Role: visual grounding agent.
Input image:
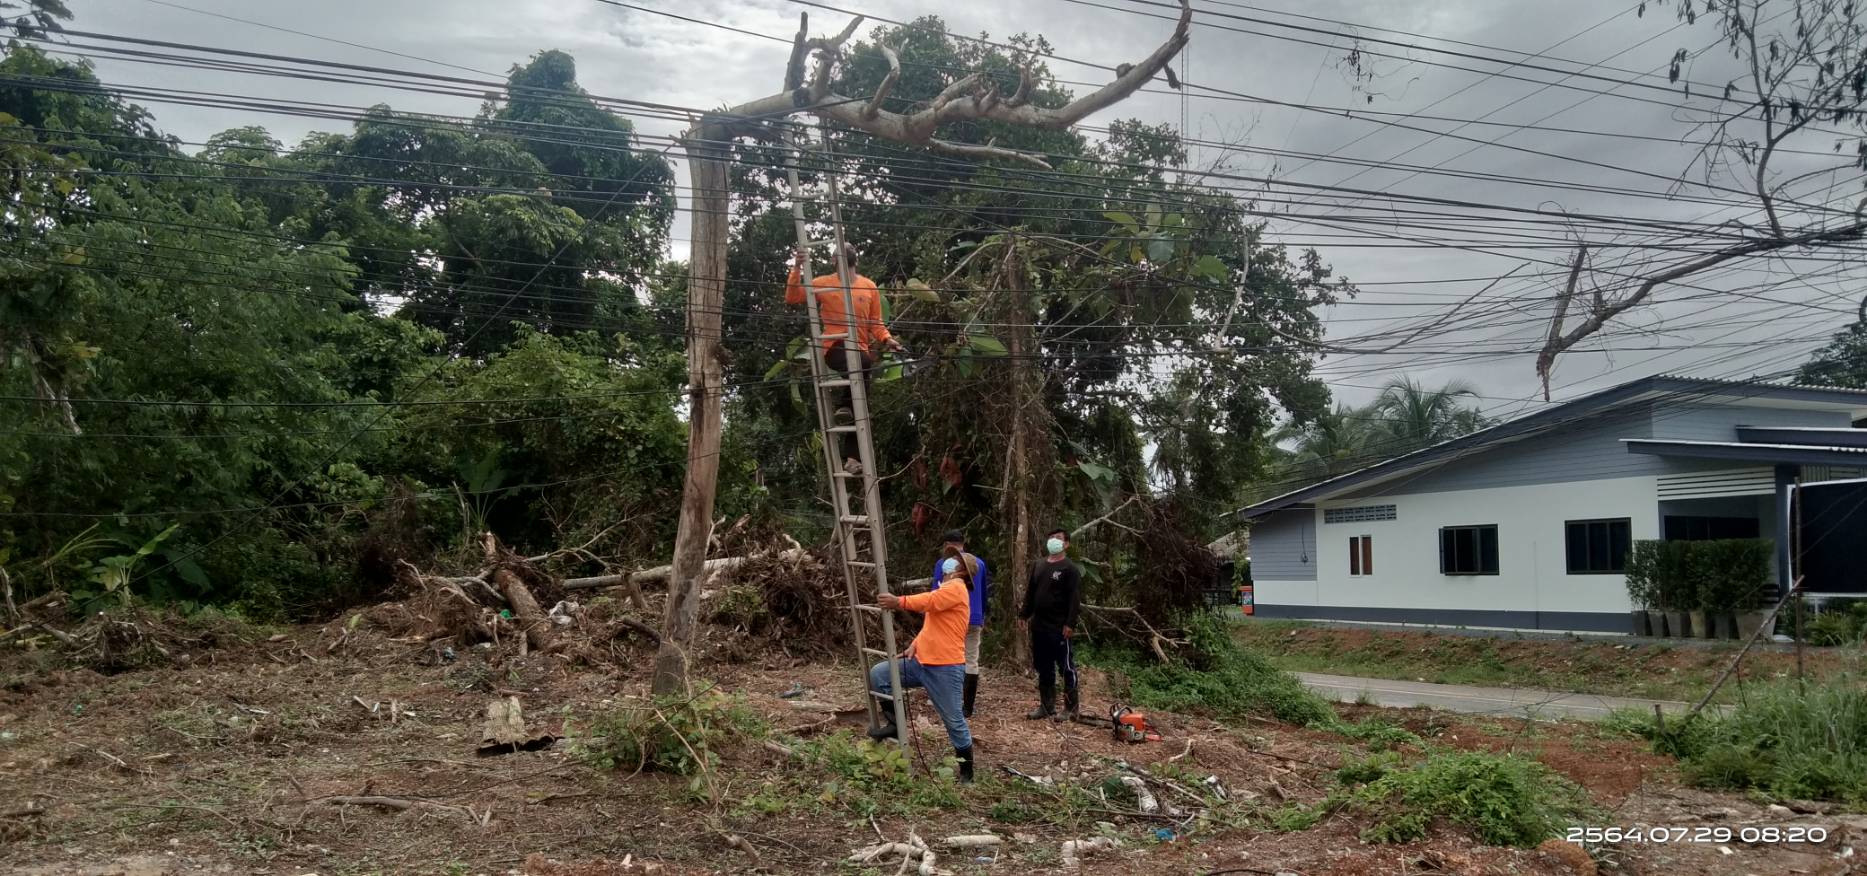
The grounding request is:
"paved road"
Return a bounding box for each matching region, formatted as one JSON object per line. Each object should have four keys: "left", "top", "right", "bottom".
{"left": 1295, "top": 671, "right": 1695, "bottom": 721}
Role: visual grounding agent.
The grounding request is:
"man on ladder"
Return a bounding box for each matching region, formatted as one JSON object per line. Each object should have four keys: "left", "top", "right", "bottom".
{"left": 787, "top": 244, "right": 903, "bottom": 473}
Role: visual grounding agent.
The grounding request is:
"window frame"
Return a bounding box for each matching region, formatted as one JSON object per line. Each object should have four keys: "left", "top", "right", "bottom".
{"left": 1564, "top": 517, "right": 1632, "bottom": 575}
{"left": 1438, "top": 524, "right": 1500, "bottom": 576}
{"left": 1348, "top": 534, "right": 1374, "bottom": 577}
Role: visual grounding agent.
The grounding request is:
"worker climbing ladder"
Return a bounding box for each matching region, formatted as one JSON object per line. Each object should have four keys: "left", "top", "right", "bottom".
{"left": 785, "top": 122, "right": 910, "bottom": 745}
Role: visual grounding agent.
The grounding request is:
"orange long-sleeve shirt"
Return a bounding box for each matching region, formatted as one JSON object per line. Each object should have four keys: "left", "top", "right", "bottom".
{"left": 786, "top": 265, "right": 893, "bottom": 354}
{"left": 898, "top": 576, "right": 970, "bottom": 667}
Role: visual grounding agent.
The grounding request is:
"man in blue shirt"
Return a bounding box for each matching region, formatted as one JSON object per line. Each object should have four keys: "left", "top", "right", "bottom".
{"left": 936, "top": 530, "right": 990, "bottom": 718}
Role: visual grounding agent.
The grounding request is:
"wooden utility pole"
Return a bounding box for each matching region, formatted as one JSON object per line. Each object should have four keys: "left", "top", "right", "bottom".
{"left": 652, "top": 131, "right": 732, "bottom": 694}
{"left": 649, "top": 4, "right": 1193, "bottom": 695}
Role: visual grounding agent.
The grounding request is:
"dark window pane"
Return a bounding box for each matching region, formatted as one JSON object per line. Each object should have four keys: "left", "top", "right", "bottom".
{"left": 1363, "top": 537, "right": 1374, "bottom": 575}
{"left": 1440, "top": 529, "right": 1454, "bottom": 574}
{"left": 1479, "top": 527, "right": 1499, "bottom": 574}
{"left": 1566, "top": 523, "right": 1587, "bottom": 573}
{"left": 1587, "top": 521, "right": 1611, "bottom": 572}
{"left": 1349, "top": 537, "right": 1361, "bottom": 576}
{"left": 1608, "top": 521, "right": 1632, "bottom": 572}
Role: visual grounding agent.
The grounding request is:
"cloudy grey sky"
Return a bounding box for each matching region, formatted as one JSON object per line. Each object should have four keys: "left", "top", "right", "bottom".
{"left": 61, "top": 0, "right": 1867, "bottom": 420}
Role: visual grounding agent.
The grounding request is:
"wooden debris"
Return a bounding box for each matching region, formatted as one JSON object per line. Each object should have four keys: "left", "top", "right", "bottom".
{"left": 319, "top": 796, "right": 474, "bottom": 819}
{"left": 1119, "top": 776, "right": 1160, "bottom": 814}
{"left": 940, "top": 834, "right": 1002, "bottom": 848}
{"left": 477, "top": 696, "right": 556, "bottom": 756}
{"left": 1061, "top": 836, "right": 1120, "bottom": 868}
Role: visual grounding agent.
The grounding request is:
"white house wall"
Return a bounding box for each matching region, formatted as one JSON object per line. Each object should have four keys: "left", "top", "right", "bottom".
{"left": 1254, "top": 475, "right": 1660, "bottom": 632}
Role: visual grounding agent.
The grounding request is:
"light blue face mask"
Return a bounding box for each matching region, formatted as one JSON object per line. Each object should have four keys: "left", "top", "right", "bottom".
{"left": 941, "top": 558, "right": 960, "bottom": 576}
{"left": 1046, "top": 537, "right": 1065, "bottom": 555}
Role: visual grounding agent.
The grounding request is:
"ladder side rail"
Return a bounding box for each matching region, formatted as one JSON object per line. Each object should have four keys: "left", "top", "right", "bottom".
{"left": 818, "top": 120, "right": 908, "bottom": 742}
{"left": 786, "top": 128, "right": 882, "bottom": 731}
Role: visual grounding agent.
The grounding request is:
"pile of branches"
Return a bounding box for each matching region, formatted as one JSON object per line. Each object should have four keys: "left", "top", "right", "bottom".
{"left": 1075, "top": 495, "right": 1216, "bottom": 665}
{"left": 391, "top": 532, "right": 658, "bottom": 662}
{"left": 389, "top": 526, "right": 856, "bottom": 665}
{"left": 0, "top": 591, "right": 261, "bottom": 676}
{"left": 705, "top": 544, "right": 866, "bottom": 660}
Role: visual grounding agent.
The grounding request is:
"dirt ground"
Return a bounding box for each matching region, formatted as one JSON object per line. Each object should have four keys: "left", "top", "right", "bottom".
{"left": 1235, "top": 620, "right": 1860, "bottom": 703}
{"left": 1, "top": 614, "right": 1861, "bottom": 876}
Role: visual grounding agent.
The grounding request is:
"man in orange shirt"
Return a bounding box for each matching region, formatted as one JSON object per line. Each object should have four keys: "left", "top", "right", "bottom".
{"left": 787, "top": 246, "right": 904, "bottom": 465}
{"left": 868, "top": 556, "right": 974, "bottom": 782}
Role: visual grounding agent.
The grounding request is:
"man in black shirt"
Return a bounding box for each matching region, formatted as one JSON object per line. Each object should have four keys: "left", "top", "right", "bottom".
{"left": 1019, "top": 527, "right": 1082, "bottom": 720}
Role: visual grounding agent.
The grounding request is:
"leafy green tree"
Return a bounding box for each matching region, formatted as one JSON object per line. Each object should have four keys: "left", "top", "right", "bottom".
{"left": 1798, "top": 304, "right": 1867, "bottom": 389}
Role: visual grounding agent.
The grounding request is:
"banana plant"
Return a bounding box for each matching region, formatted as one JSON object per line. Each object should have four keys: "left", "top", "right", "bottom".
{"left": 84, "top": 524, "right": 180, "bottom": 608}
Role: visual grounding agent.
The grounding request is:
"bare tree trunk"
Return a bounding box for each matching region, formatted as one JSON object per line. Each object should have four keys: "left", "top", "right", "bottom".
{"left": 654, "top": 130, "right": 731, "bottom": 696}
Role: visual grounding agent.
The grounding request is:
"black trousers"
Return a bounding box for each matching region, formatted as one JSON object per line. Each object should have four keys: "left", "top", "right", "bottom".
{"left": 824, "top": 340, "right": 875, "bottom": 457}
{"left": 1030, "top": 625, "right": 1078, "bottom": 692}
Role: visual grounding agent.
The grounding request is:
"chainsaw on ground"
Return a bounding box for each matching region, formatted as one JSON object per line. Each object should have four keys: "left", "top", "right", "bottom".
{"left": 1073, "top": 703, "right": 1160, "bottom": 743}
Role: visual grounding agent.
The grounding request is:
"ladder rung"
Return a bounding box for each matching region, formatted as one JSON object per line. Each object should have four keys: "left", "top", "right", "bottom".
{"left": 818, "top": 379, "right": 853, "bottom": 389}
{"left": 825, "top": 425, "right": 859, "bottom": 434}
{"left": 832, "top": 470, "right": 867, "bottom": 480}
{"left": 839, "top": 515, "right": 872, "bottom": 527}
{"left": 869, "top": 690, "right": 895, "bottom": 702}
{"left": 815, "top": 331, "right": 850, "bottom": 340}
{"left": 861, "top": 647, "right": 891, "bottom": 658}
{"left": 853, "top": 604, "right": 885, "bottom": 614}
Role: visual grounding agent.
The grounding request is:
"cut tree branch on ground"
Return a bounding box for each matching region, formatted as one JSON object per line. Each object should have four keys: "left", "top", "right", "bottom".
{"left": 315, "top": 796, "right": 476, "bottom": 820}
{"left": 1079, "top": 603, "right": 1185, "bottom": 662}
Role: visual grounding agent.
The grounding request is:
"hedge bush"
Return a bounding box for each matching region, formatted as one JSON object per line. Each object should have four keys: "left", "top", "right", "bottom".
{"left": 1624, "top": 539, "right": 1771, "bottom": 612}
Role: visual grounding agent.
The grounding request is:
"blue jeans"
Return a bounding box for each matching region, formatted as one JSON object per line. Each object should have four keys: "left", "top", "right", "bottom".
{"left": 868, "top": 658, "right": 972, "bottom": 750}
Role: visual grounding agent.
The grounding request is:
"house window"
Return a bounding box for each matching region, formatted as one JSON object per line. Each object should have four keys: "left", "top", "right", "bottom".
{"left": 1565, "top": 518, "right": 1632, "bottom": 574}
{"left": 1439, "top": 525, "right": 1499, "bottom": 576}
{"left": 1348, "top": 536, "right": 1374, "bottom": 576}
{"left": 1325, "top": 504, "right": 1398, "bottom": 524}
{"left": 1663, "top": 516, "right": 1760, "bottom": 541}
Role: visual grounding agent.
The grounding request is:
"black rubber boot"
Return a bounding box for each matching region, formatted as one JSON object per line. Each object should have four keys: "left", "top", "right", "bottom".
{"left": 1024, "top": 681, "right": 1055, "bottom": 720}
{"left": 962, "top": 673, "right": 979, "bottom": 719}
{"left": 954, "top": 745, "right": 974, "bottom": 783}
{"left": 1058, "top": 684, "right": 1080, "bottom": 721}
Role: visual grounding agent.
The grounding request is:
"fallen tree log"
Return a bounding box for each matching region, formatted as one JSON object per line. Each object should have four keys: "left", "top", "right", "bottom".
{"left": 563, "top": 556, "right": 749, "bottom": 591}
{"left": 484, "top": 533, "right": 554, "bottom": 654}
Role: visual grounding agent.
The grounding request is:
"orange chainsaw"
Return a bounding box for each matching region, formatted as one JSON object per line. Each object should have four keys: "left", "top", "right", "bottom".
{"left": 1109, "top": 704, "right": 1159, "bottom": 744}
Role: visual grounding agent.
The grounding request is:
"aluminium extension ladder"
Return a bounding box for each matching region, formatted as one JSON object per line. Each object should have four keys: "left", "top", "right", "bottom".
{"left": 784, "top": 121, "right": 909, "bottom": 744}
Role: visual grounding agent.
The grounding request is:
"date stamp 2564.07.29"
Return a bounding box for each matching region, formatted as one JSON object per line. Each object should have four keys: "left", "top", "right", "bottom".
{"left": 1566, "top": 826, "right": 1829, "bottom": 844}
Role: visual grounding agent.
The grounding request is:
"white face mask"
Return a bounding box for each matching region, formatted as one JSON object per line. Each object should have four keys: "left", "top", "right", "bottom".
{"left": 1046, "top": 538, "right": 1065, "bottom": 555}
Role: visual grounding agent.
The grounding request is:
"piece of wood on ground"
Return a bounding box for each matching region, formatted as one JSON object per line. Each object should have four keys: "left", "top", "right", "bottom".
{"left": 477, "top": 696, "right": 556, "bottom": 756}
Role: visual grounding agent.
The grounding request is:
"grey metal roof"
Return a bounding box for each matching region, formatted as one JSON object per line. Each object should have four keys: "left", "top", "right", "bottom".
{"left": 1624, "top": 439, "right": 1867, "bottom": 466}
{"left": 1233, "top": 375, "right": 1867, "bottom": 522}
{"left": 1737, "top": 426, "right": 1867, "bottom": 449}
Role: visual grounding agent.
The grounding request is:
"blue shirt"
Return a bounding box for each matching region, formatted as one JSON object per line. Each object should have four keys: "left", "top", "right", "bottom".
{"left": 933, "top": 553, "right": 991, "bottom": 627}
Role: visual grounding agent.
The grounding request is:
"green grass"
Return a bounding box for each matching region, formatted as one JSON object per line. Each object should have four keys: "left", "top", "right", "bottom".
{"left": 1233, "top": 620, "right": 1858, "bottom": 704}
{"left": 1610, "top": 673, "right": 1867, "bottom": 804}
{"left": 1085, "top": 613, "right": 1337, "bottom": 727}
{"left": 1332, "top": 750, "right": 1593, "bottom": 847}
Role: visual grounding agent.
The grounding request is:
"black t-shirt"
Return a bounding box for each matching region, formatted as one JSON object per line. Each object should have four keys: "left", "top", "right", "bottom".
{"left": 1021, "top": 556, "right": 1081, "bottom": 630}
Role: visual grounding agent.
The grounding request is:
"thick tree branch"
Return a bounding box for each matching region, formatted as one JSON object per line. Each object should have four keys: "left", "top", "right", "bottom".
{"left": 1007, "top": 64, "right": 1035, "bottom": 108}
{"left": 784, "top": 12, "right": 810, "bottom": 92}
{"left": 1537, "top": 219, "right": 1866, "bottom": 376}
{"left": 864, "top": 44, "right": 900, "bottom": 120}
{"left": 1535, "top": 245, "right": 1588, "bottom": 401}
{"left": 718, "top": 1, "right": 1192, "bottom": 168}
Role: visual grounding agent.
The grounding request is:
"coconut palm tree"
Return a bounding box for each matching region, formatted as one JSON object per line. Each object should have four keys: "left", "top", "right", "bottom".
{"left": 1273, "top": 403, "right": 1375, "bottom": 482}
{"left": 1371, "top": 377, "right": 1491, "bottom": 455}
